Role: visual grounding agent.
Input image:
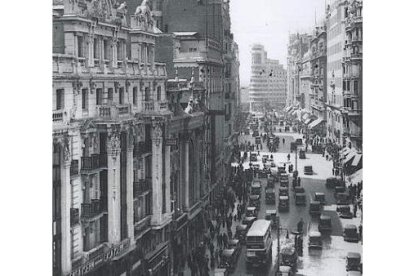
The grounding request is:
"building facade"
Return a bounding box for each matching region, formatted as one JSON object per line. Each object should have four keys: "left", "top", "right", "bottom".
{"left": 326, "top": 0, "right": 347, "bottom": 145}
{"left": 249, "top": 44, "right": 287, "bottom": 112}
{"left": 342, "top": 0, "right": 363, "bottom": 150}
{"left": 309, "top": 25, "right": 328, "bottom": 136}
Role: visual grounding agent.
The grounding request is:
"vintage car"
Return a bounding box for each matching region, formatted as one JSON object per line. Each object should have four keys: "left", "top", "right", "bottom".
{"left": 267, "top": 177, "right": 276, "bottom": 188}
{"left": 346, "top": 252, "right": 362, "bottom": 272}
{"left": 299, "top": 149, "right": 306, "bottom": 159}
{"left": 334, "top": 186, "right": 346, "bottom": 198}
{"left": 249, "top": 195, "right": 261, "bottom": 210}
{"left": 235, "top": 224, "right": 248, "bottom": 244}
{"left": 280, "top": 245, "right": 297, "bottom": 271}
{"left": 278, "top": 195, "right": 290, "bottom": 212}
{"left": 279, "top": 187, "right": 289, "bottom": 197}
{"left": 265, "top": 209, "right": 278, "bottom": 229}
{"left": 343, "top": 224, "right": 359, "bottom": 242}
{"left": 228, "top": 239, "right": 242, "bottom": 259}
{"left": 219, "top": 249, "right": 238, "bottom": 272}
{"left": 276, "top": 266, "right": 294, "bottom": 276}
{"left": 318, "top": 215, "right": 332, "bottom": 233}
{"left": 294, "top": 186, "right": 305, "bottom": 196}
{"left": 337, "top": 205, "right": 353, "bottom": 219}
{"left": 250, "top": 153, "right": 258, "bottom": 162}
{"left": 242, "top": 216, "right": 257, "bottom": 230}
{"left": 304, "top": 165, "right": 313, "bottom": 175}
{"left": 308, "top": 231, "right": 323, "bottom": 249}
{"left": 251, "top": 181, "right": 262, "bottom": 196}
{"left": 309, "top": 200, "right": 322, "bottom": 216}
{"left": 295, "top": 193, "right": 306, "bottom": 206}
{"left": 336, "top": 192, "right": 350, "bottom": 205}
{"left": 253, "top": 130, "right": 260, "bottom": 137}
{"left": 326, "top": 177, "right": 344, "bottom": 189}
{"left": 246, "top": 206, "right": 258, "bottom": 217}
{"left": 265, "top": 188, "right": 276, "bottom": 205}
{"left": 346, "top": 272, "right": 362, "bottom": 276}
{"left": 314, "top": 192, "right": 326, "bottom": 205}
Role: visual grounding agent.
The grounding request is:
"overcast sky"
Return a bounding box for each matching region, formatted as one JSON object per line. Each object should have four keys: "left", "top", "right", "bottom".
{"left": 230, "top": 0, "right": 327, "bottom": 86}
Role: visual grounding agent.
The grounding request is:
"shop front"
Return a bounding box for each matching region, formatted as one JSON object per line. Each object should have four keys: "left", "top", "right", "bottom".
{"left": 145, "top": 241, "right": 171, "bottom": 276}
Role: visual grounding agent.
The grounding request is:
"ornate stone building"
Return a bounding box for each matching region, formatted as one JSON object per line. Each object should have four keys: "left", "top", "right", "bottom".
{"left": 53, "top": 1, "right": 173, "bottom": 275}
{"left": 342, "top": 0, "right": 362, "bottom": 150}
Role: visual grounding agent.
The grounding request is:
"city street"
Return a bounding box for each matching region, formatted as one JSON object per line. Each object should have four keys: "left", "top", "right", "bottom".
{"left": 225, "top": 127, "right": 362, "bottom": 276}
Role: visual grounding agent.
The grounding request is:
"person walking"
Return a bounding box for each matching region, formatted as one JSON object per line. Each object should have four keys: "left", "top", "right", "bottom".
{"left": 282, "top": 138, "right": 285, "bottom": 144}
{"left": 297, "top": 177, "right": 301, "bottom": 186}
{"left": 359, "top": 224, "right": 363, "bottom": 243}
{"left": 287, "top": 153, "right": 290, "bottom": 161}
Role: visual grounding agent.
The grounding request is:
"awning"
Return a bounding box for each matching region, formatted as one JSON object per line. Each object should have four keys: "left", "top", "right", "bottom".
{"left": 343, "top": 151, "right": 357, "bottom": 165}
{"left": 351, "top": 154, "right": 362, "bottom": 167}
{"left": 302, "top": 112, "right": 310, "bottom": 121}
{"left": 304, "top": 118, "right": 313, "bottom": 125}
{"left": 348, "top": 169, "right": 362, "bottom": 184}
{"left": 308, "top": 118, "right": 325, "bottom": 129}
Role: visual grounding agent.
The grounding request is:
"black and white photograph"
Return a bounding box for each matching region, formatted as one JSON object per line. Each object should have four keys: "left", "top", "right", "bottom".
{"left": 3, "top": 0, "right": 414, "bottom": 276}
{"left": 50, "top": 0, "right": 363, "bottom": 275}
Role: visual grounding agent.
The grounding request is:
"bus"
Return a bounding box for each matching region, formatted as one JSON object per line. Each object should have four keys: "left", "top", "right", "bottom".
{"left": 245, "top": 219, "right": 273, "bottom": 267}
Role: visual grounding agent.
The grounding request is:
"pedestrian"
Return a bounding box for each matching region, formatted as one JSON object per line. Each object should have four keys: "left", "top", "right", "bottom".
{"left": 359, "top": 224, "right": 363, "bottom": 243}
{"left": 283, "top": 138, "right": 285, "bottom": 144}
{"left": 297, "top": 177, "right": 301, "bottom": 186}
{"left": 326, "top": 154, "right": 329, "bottom": 161}
{"left": 287, "top": 153, "right": 290, "bottom": 161}
{"left": 332, "top": 167, "right": 335, "bottom": 175}
{"left": 353, "top": 202, "right": 358, "bottom": 217}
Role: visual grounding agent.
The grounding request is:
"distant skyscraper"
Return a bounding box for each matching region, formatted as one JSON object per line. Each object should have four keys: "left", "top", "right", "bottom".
{"left": 249, "top": 44, "right": 286, "bottom": 112}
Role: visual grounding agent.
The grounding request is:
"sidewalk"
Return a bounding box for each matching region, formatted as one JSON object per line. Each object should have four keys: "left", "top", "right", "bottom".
{"left": 181, "top": 198, "right": 244, "bottom": 276}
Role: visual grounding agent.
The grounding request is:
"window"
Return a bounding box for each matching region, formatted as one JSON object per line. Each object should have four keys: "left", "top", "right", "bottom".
{"left": 56, "top": 89, "right": 64, "bottom": 110}
{"left": 156, "top": 86, "right": 161, "bottom": 101}
{"left": 354, "top": 80, "right": 358, "bottom": 95}
{"left": 133, "top": 87, "right": 138, "bottom": 105}
{"left": 93, "top": 38, "right": 99, "bottom": 59}
{"left": 107, "top": 88, "right": 113, "bottom": 103}
{"left": 117, "top": 40, "right": 123, "bottom": 61}
{"left": 144, "top": 87, "right": 150, "bottom": 101}
{"left": 103, "top": 40, "right": 109, "bottom": 60}
{"left": 77, "top": 36, "right": 84, "bottom": 58}
{"left": 82, "top": 89, "right": 88, "bottom": 110}
{"left": 96, "top": 88, "right": 103, "bottom": 105}
{"left": 119, "top": 87, "right": 124, "bottom": 104}
{"left": 141, "top": 44, "right": 145, "bottom": 62}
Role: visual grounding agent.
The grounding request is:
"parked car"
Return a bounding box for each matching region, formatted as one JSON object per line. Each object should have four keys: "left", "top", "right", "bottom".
{"left": 346, "top": 252, "right": 362, "bottom": 272}
{"left": 343, "top": 224, "right": 359, "bottom": 242}
{"left": 337, "top": 205, "right": 353, "bottom": 219}
{"left": 336, "top": 192, "right": 350, "bottom": 205}
{"left": 279, "top": 187, "right": 289, "bottom": 197}
{"left": 294, "top": 186, "right": 305, "bottom": 196}
{"left": 326, "top": 177, "right": 344, "bottom": 189}
{"left": 219, "top": 249, "right": 238, "bottom": 272}
{"left": 265, "top": 209, "right": 278, "bottom": 229}
{"left": 246, "top": 206, "right": 258, "bottom": 217}
{"left": 276, "top": 266, "right": 294, "bottom": 276}
{"left": 242, "top": 216, "right": 257, "bottom": 229}
{"left": 228, "top": 239, "right": 242, "bottom": 259}
{"left": 214, "top": 268, "right": 229, "bottom": 276}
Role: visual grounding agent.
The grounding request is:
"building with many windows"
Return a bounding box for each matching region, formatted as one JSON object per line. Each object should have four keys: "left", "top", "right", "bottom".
{"left": 342, "top": 0, "right": 362, "bottom": 150}
{"left": 326, "top": 0, "right": 348, "bottom": 145}
{"left": 249, "top": 44, "right": 287, "bottom": 112}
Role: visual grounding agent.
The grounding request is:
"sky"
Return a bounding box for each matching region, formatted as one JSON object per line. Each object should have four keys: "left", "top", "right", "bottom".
{"left": 230, "top": 0, "right": 328, "bottom": 87}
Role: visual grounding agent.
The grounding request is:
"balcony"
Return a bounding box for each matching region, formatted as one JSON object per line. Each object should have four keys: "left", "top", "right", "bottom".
{"left": 95, "top": 104, "right": 130, "bottom": 119}
{"left": 133, "top": 178, "right": 152, "bottom": 198}
{"left": 81, "top": 154, "right": 107, "bottom": 171}
{"left": 141, "top": 101, "right": 169, "bottom": 114}
{"left": 351, "top": 52, "right": 362, "bottom": 60}
{"left": 53, "top": 110, "right": 64, "bottom": 122}
{"left": 70, "top": 160, "right": 79, "bottom": 176}
{"left": 70, "top": 208, "right": 80, "bottom": 227}
{"left": 81, "top": 199, "right": 107, "bottom": 220}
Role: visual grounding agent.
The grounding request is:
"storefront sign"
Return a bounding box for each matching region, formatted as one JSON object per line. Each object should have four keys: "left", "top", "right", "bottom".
{"left": 68, "top": 239, "right": 130, "bottom": 276}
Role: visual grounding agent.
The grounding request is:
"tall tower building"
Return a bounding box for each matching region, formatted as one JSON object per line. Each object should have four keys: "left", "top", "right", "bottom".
{"left": 249, "top": 44, "right": 286, "bottom": 112}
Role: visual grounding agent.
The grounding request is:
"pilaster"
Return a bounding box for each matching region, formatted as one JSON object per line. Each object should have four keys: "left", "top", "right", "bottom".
{"left": 107, "top": 127, "right": 121, "bottom": 245}
{"left": 61, "top": 137, "right": 72, "bottom": 275}
{"left": 151, "top": 121, "right": 163, "bottom": 226}
{"left": 126, "top": 130, "right": 135, "bottom": 243}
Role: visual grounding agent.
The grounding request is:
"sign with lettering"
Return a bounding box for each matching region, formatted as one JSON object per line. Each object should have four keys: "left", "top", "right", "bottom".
{"left": 68, "top": 239, "right": 130, "bottom": 276}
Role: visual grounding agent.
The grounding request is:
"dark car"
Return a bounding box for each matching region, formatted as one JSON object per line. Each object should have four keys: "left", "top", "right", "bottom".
{"left": 219, "top": 249, "right": 237, "bottom": 272}
{"left": 326, "top": 177, "right": 344, "bottom": 189}
{"left": 304, "top": 165, "right": 313, "bottom": 175}
{"left": 235, "top": 225, "right": 248, "bottom": 244}
{"left": 278, "top": 196, "right": 289, "bottom": 212}
{"left": 279, "top": 187, "right": 289, "bottom": 197}
{"left": 346, "top": 252, "right": 362, "bottom": 272}
{"left": 337, "top": 205, "right": 353, "bottom": 219}
{"left": 228, "top": 239, "right": 242, "bottom": 259}
{"left": 318, "top": 215, "right": 332, "bottom": 233}
{"left": 265, "top": 188, "right": 276, "bottom": 205}
{"left": 294, "top": 186, "right": 305, "bottom": 196}
{"left": 343, "top": 224, "right": 359, "bottom": 242}
{"left": 295, "top": 193, "right": 306, "bottom": 206}
{"left": 309, "top": 200, "right": 322, "bottom": 216}
{"left": 314, "top": 192, "right": 326, "bottom": 205}
{"left": 242, "top": 216, "right": 257, "bottom": 229}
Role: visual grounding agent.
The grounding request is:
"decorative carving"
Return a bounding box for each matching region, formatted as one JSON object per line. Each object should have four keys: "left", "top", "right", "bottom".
{"left": 108, "top": 125, "right": 121, "bottom": 159}
{"left": 132, "top": 0, "right": 155, "bottom": 31}
{"left": 151, "top": 121, "right": 163, "bottom": 146}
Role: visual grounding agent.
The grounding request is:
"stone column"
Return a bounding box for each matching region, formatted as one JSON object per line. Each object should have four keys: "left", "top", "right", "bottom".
{"left": 127, "top": 131, "right": 135, "bottom": 243}
{"left": 165, "top": 144, "right": 171, "bottom": 214}
{"left": 61, "top": 139, "right": 72, "bottom": 275}
{"left": 107, "top": 128, "right": 121, "bottom": 245}
{"left": 151, "top": 121, "right": 163, "bottom": 226}
{"left": 183, "top": 134, "right": 190, "bottom": 210}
